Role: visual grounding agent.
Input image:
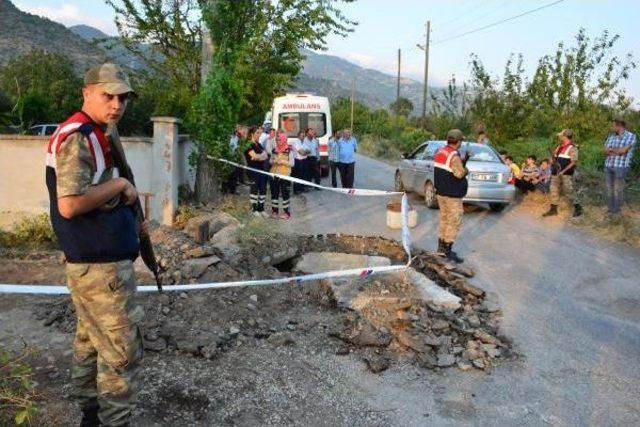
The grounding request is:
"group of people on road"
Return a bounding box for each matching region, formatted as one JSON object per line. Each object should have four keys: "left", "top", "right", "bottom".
{"left": 436, "top": 120, "right": 636, "bottom": 264}
{"left": 497, "top": 119, "right": 636, "bottom": 219}
{"left": 502, "top": 153, "right": 553, "bottom": 194}
{"left": 225, "top": 123, "right": 359, "bottom": 220}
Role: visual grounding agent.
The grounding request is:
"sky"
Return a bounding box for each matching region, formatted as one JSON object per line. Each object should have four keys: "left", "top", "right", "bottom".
{"left": 13, "top": 0, "right": 640, "bottom": 97}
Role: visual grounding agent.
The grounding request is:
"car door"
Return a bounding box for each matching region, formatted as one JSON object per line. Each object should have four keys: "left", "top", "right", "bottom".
{"left": 411, "top": 142, "right": 438, "bottom": 191}
{"left": 399, "top": 143, "right": 427, "bottom": 191}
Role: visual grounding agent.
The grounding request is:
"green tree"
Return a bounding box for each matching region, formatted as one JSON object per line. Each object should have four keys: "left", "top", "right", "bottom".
{"left": 389, "top": 97, "right": 413, "bottom": 117}
{"left": 106, "top": 0, "right": 357, "bottom": 122}
{"left": 0, "top": 50, "right": 82, "bottom": 130}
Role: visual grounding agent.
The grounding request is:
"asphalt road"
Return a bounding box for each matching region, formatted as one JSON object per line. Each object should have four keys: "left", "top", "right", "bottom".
{"left": 288, "top": 154, "right": 640, "bottom": 426}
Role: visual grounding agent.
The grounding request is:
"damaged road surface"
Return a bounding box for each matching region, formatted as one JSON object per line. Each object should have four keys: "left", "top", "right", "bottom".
{"left": 2, "top": 218, "right": 512, "bottom": 426}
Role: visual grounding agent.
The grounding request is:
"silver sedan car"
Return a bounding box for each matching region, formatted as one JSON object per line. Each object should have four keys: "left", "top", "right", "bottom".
{"left": 395, "top": 140, "right": 516, "bottom": 212}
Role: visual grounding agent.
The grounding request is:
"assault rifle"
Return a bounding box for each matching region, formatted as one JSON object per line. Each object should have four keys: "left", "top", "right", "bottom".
{"left": 107, "top": 126, "right": 163, "bottom": 292}
{"left": 547, "top": 143, "right": 561, "bottom": 176}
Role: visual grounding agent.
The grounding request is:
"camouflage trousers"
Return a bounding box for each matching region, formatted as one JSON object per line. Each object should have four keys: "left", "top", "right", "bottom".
{"left": 437, "top": 195, "right": 463, "bottom": 243}
{"left": 550, "top": 174, "right": 576, "bottom": 205}
{"left": 66, "top": 260, "right": 144, "bottom": 427}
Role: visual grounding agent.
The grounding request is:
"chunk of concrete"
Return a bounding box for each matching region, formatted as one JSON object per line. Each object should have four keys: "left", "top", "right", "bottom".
{"left": 392, "top": 268, "right": 461, "bottom": 311}
{"left": 293, "top": 252, "right": 391, "bottom": 273}
{"left": 182, "top": 255, "right": 222, "bottom": 279}
{"left": 209, "top": 224, "right": 241, "bottom": 257}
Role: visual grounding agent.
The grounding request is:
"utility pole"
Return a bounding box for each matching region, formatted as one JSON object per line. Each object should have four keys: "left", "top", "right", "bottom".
{"left": 350, "top": 78, "right": 355, "bottom": 131}
{"left": 395, "top": 48, "right": 401, "bottom": 116}
{"left": 417, "top": 20, "right": 431, "bottom": 119}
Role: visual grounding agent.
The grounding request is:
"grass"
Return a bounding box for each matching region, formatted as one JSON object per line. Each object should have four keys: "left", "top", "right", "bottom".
{"left": 0, "top": 214, "right": 57, "bottom": 250}
{"left": 1, "top": 346, "right": 39, "bottom": 425}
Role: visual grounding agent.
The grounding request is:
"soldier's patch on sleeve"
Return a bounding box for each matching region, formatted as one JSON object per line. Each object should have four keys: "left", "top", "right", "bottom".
{"left": 56, "top": 132, "right": 94, "bottom": 198}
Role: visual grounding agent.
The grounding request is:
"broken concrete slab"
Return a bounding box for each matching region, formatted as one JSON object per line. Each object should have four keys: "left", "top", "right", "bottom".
{"left": 182, "top": 256, "right": 222, "bottom": 279}
{"left": 209, "top": 224, "right": 241, "bottom": 257}
{"left": 395, "top": 268, "right": 461, "bottom": 311}
{"left": 293, "top": 252, "right": 391, "bottom": 273}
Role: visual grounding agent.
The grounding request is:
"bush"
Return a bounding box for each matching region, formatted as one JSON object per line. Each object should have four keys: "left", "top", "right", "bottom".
{"left": 0, "top": 214, "right": 57, "bottom": 249}
{"left": 0, "top": 346, "right": 39, "bottom": 425}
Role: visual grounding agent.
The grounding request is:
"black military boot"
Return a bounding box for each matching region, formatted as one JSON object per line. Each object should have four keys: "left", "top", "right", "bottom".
{"left": 542, "top": 204, "right": 558, "bottom": 217}
{"left": 437, "top": 239, "right": 446, "bottom": 255}
{"left": 573, "top": 203, "right": 583, "bottom": 217}
{"left": 444, "top": 242, "right": 464, "bottom": 264}
{"left": 79, "top": 401, "right": 100, "bottom": 427}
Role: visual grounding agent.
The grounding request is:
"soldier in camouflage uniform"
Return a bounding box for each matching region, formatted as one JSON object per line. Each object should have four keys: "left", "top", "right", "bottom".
{"left": 46, "top": 63, "right": 143, "bottom": 427}
{"left": 543, "top": 129, "right": 583, "bottom": 218}
{"left": 433, "top": 129, "right": 469, "bottom": 263}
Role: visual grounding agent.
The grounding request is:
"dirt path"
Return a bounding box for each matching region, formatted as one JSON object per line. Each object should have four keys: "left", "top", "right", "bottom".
{"left": 283, "top": 154, "right": 640, "bottom": 425}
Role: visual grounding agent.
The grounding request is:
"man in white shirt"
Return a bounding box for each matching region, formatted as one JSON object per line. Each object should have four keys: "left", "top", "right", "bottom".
{"left": 292, "top": 131, "right": 310, "bottom": 194}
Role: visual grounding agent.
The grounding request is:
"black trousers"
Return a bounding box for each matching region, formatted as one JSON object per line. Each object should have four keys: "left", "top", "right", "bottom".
{"left": 308, "top": 156, "right": 321, "bottom": 185}
{"left": 338, "top": 162, "right": 355, "bottom": 188}
{"left": 271, "top": 177, "right": 291, "bottom": 213}
{"left": 329, "top": 161, "right": 339, "bottom": 188}
{"left": 292, "top": 158, "right": 307, "bottom": 194}
{"left": 515, "top": 178, "right": 535, "bottom": 193}
{"left": 249, "top": 172, "right": 267, "bottom": 211}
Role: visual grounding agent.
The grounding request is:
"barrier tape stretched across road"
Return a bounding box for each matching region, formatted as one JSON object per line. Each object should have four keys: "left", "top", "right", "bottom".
{"left": 0, "top": 157, "right": 412, "bottom": 295}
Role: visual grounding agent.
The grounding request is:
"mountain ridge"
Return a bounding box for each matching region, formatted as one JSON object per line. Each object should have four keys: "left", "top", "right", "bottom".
{"left": 2, "top": 1, "right": 434, "bottom": 111}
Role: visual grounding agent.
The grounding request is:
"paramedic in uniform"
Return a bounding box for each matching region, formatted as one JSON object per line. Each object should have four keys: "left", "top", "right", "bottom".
{"left": 433, "top": 129, "right": 469, "bottom": 263}
{"left": 543, "top": 128, "right": 583, "bottom": 218}
{"left": 45, "top": 63, "right": 143, "bottom": 427}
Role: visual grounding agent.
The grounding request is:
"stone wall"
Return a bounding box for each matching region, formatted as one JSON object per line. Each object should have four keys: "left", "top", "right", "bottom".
{"left": 0, "top": 117, "right": 195, "bottom": 225}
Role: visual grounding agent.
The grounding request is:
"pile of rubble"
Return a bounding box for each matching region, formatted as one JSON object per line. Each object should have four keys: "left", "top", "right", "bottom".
{"left": 36, "top": 211, "right": 513, "bottom": 374}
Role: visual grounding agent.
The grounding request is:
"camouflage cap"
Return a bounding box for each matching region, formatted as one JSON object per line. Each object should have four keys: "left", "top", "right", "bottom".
{"left": 84, "top": 63, "right": 135, "bottom": 95}
{"left": 556, "top": 128, "right": 573, "bottom": 139}
{"left": 446, "top": 129, "right": 465, "bottom": 142}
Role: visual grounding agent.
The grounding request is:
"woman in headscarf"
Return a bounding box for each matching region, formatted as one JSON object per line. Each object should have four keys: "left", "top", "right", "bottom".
{"left": 269, "top": 129, "right": 295, "bottom": 220}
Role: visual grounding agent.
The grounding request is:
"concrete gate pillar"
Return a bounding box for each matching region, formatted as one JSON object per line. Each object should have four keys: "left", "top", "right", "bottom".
{"left": 150, "top": 116, "right": 181, "bottom": 226}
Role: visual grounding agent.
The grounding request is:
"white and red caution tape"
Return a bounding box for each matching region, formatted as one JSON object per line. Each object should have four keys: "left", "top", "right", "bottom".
{"left": 0, "top": 157, "right": 412, "bottom": 295}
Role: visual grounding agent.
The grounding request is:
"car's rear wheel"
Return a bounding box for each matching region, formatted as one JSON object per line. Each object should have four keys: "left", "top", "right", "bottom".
{"left": 394, "top": 170, "right": 404, "bottom": 191}
{"left": 489, "top": 203, "right": 507, "bottom": 213}
{"left": 424, "top": 181, "right": 438, "bottom": 208}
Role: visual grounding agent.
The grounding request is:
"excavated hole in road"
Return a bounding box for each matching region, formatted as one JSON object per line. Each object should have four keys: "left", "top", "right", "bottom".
{"left": 35, "top": 227, "right": 514, "bottom": 374}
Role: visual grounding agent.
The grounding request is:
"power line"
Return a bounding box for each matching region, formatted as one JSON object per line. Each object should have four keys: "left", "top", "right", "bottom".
{"left": 432, "top": 0, "right": 566, "bottom": 45}
{"left": 435, "top": 0, "right": 512, "bottom": 40}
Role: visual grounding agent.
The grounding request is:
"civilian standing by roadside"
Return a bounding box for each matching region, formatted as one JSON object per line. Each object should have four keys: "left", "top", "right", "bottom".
{"left": 604, "top": 118, "right": 637, "bottom": 217}
{"left": 476, "top": 131, "right": 490, "bottom": 145}
{"left": 338, "top": 129, "right": 357, "bottom": 188}
{"left": 328, "top": 130, "right": 341, "bottom": 188}
{"left": 245, "top": 126, "right": 269, "bottom": 216}
{"left": 304, "top": 128, "right": 321, "bottom": 188}
{"left": 292, "top": 130, "right": 309, "bottom": 194}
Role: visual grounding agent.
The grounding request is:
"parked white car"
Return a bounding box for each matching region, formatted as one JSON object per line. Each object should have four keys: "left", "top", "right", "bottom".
{"left": 395, "top": 140, "right": 516, "bottom": 212}
{"left": 28, "top": 124, "right": 59, "bottom": 136}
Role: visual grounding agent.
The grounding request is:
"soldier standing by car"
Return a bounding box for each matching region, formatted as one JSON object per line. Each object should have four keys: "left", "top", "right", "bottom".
{"left": 46, "top": 63, "right": 144, "bottom": 427}
{"left": 543, "top": 129, "right": 582, "bottom": 218}
{"left": 434, "top": 129, "right": 469, "bottom": 263}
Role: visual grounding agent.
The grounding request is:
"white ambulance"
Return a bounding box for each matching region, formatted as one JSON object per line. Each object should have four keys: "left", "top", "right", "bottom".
{"left": 270, "top": 93, "right": 333, "bottom": 176}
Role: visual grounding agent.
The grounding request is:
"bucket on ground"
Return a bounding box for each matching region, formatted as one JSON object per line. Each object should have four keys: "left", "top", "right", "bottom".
{"left": 386, "top": 201, "right": 417, "bottom": 229}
